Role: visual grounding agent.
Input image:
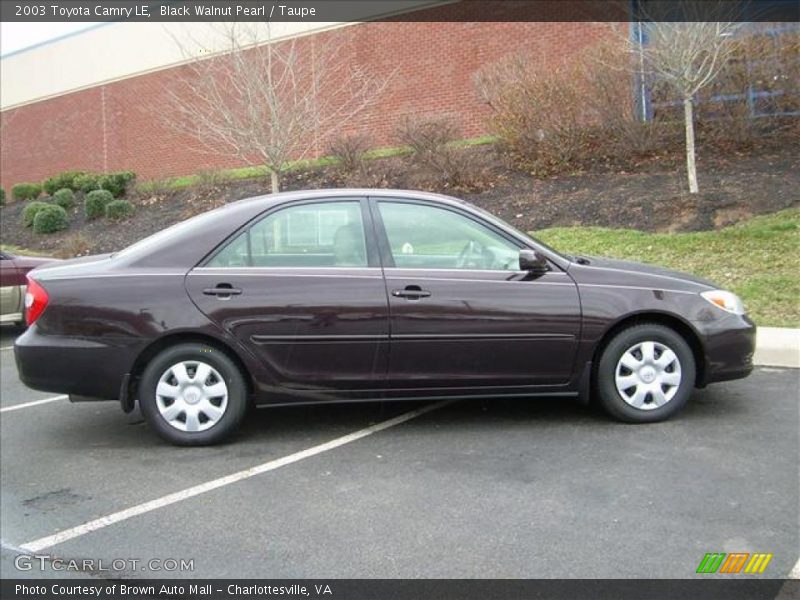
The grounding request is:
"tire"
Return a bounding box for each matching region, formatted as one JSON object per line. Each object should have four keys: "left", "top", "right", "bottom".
{"left": 139, "top": 342, "right": 248, "bottom": 445}
{"left": 595, "top": 323, "right": 696, "bottom": 423}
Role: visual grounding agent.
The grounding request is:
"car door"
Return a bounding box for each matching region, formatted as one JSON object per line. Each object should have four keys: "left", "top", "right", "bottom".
{"left": 185, "top": 198, "right": 390, "bottom": 392}
{"left": 0, "top": 252, "right": 22, "bottom": 321}
{"left": 372, "top": 198, "right": 581, "bottom": 389}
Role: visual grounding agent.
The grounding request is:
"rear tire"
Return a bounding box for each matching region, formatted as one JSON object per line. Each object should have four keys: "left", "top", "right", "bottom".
{"left": 139, "top": 343, "right": 248, "bottom": 445}
{"left": 595, "top": 324, "right": 695, "bottom": 423}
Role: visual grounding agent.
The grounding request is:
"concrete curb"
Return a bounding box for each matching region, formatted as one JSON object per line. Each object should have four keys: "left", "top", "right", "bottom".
{"left": 754, "top": 327, "right": 800, "bottom": 368}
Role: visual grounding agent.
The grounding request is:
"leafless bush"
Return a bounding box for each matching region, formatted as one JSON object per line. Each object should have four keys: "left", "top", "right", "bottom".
{"left": 476, "top": 35, "right": 724, "bottom": 175}
{"left": 327, "top": 133, "right": 372, "bottom": 174}
{"left": 583, "top": 39, "right": 682, "bottom": 158}
{"left": 195, "top": 169, "right": 232, "bottom": 190}
{"left": 395, "top": 116, "right": 488, "bottom": 191}
{"left": 55, "top": 234, "right": 93, "bottom": 258}
{"left": 696, "top": 28, "right": 800, "bottom": 147}
{"left": 475, "top": 56, "right": 592, "bottom": 174}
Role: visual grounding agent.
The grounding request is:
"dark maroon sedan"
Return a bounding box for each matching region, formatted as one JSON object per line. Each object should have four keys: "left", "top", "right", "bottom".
{"left": 14, "top": 190, "right": 755, "bottom": 445}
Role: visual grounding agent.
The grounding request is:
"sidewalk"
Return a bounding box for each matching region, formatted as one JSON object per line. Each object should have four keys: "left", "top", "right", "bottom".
{"left": 754, "top": 327, "right": 800, "bottom": 368}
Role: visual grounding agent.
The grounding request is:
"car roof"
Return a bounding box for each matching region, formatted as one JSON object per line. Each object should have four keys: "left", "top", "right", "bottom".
{"left": 230, "top": 188, "right": 472, "bottom": 210}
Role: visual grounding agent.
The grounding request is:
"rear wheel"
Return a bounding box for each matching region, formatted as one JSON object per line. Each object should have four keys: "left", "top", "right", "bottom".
{"left": 595, "top": 324, "right": 695, "bottom": 423}
{"left": 139, "top": 343, "right": 248, "bottom": 445}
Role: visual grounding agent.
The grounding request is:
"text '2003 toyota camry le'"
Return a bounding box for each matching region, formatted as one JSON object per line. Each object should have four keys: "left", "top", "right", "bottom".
{"left": 14, "top": 190, "right": 755, "bottom": 445}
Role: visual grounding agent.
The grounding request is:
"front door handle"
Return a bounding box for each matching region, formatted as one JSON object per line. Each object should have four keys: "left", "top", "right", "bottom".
{"left": 203, "top": 284, "right": 242, "bottom": 298}
{"left": 392, "top": 285, "right": 431, "bottom": 300}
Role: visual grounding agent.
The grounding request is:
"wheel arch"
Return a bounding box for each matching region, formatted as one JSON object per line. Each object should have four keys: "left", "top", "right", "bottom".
{"left": 592, "top": 311, "right": 706, "bottom": 387}
{"left": 127, "top": 332, "right": 256, "bottom": 404}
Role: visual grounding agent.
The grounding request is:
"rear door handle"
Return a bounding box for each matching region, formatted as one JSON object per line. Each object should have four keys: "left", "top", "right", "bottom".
{"left": 392, "top": 286, "right": 431, "bottom": 300}
{"left": 203, "top": 284, "right": 242, "bottom": 297}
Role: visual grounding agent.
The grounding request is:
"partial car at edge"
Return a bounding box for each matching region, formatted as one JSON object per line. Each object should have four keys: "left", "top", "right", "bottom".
{"left": 0, "top": 250, "right": 57, "bottom": 327}
{"left": 14, "top": 189, "right": 755, "bottom": 445}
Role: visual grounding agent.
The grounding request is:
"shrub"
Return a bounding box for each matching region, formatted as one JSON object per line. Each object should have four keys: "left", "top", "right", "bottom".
{"left": 12, "top": 183, "right": 42, "bottom": 201}
{"left": 22, "top": 201, "right": 50, "bottom": 227}
{"left": 98, "top": 171, "right": 136, "bottom": 197}
{"left": 52, "top": 188, "right": 76, "bottom": 210}
{"left": 32, "top": 204, "right": 69, "bottom": 234}
{"left": 475, "top": 53, "right": 596, "bottom": 174}
{"left": 696, "top": 30, "right": 800, "bottom": 147}
{"left": 396, "top": 116, "right": 486, "bottom": 190}
{"left": 195, "top": 169, "right": 232, "bottom": 191}
{"left": 105, "top": 199, "right": 134, "bottom": 221}
{"left": 42, "top": 171, "right": 86, "bottom": 195}
{"left": 0, "top": 188, "right": 5, "bottom": 206}
{"left": 327, "top": 133, "right": 371, "bottom": 174}
{"left": 55, "top": 234, "right": 93, "bottom": 258}
{"left": 85, "top": 189, "right": 114, "bottom": 220}
{"left": 74, "top": 172, "right": 101, "bottom": 193}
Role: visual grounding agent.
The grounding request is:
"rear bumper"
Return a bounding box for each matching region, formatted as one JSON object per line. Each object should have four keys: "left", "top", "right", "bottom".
{"left": 695, "top": 314, "right": 756, "bottom": 386}
{"left": 14, "top": 326, "right": 136, "bottom": 400}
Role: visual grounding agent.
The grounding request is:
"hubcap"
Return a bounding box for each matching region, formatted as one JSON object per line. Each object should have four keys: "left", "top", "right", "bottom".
{"left": 615, "top": 341, "right": 682, "bottom": 411}
{"left": 155, "top": 361, "right": 228, "bottom": 432}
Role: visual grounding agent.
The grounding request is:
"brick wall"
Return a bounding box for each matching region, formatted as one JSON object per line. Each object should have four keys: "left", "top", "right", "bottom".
{"left": 0, "top": 13, "right": 616, "bottom": 189}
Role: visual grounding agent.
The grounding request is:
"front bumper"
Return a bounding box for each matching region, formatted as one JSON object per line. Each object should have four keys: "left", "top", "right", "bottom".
{"left": 14, "top": 325, "right": 136, "bottom": 400}
{"left": 695, "top": 313, "right": 756, "bottom": 386}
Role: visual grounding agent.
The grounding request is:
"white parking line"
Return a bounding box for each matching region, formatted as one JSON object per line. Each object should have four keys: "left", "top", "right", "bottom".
{"left": 1, "top": 345, "right": 14, "bottom": 351}
{"left": 19, "top": 399, "right": 452, "bottom": 553}
{"left": 0, "top": 395, "right": 68, "bottom": 413}
{"left": 790, "top": 557, "right": 800, "bottom": 579}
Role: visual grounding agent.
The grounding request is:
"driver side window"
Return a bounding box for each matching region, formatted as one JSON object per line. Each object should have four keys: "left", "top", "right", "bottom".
{"left": 378, "top": 202, "right": 519, "bottom": 270}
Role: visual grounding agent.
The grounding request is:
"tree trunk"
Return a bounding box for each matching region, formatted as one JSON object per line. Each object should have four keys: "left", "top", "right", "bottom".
{"left": 683, "top": 97, "right": 699, "bottom": 194}
{"left": 270, "top": 169, "right": 280, "bottom": 194}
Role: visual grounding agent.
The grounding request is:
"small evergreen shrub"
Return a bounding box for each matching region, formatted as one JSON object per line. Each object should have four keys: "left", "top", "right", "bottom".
{"left": 98, "top": 171, "right": 135, "bottom": 197}
{"left": 74, "top": 173, "right": 101, "bottom": 193}
{"left": 23, "top": 201, "right": 50, "bottom": 227}
{"left": 85, "top": 189, "right": 114, "bottom": 220}
{"left": 105, "top": 199, "right": 134, "bottom": 221}
{"left": 12, "top": 183, "right": 42, "bottom": 201}
{"left": 43, "top": 171, "right": 86, "bottom": 195}
{"left": 33, "top": 204, "right": 69, "bottom": 234}
{"left": 0, "top": 188, "right": 5, "bottom": 206}
{"left": 52, "top": 188, "right": 76, "bottom": 210}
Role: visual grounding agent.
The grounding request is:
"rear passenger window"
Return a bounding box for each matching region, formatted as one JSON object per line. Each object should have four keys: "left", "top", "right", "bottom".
{"left": 207, "top": 201, "right": 368, "bottom": 268}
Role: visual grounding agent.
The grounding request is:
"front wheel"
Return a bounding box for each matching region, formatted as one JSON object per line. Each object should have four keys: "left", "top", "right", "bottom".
{"left": 139, "top": 343, "right": 248, "bottom": 445}
{"left": 595, "top": 324, "right": 696, "bottom": 423}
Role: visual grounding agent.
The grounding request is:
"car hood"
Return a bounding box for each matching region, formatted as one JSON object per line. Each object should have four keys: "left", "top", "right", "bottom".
{"left": 573, "top": 256, "right": 717, "bottom": 289}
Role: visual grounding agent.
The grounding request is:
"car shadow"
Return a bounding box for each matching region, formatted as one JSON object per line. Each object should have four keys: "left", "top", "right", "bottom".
{"left": 48, "top": 386, "right": 741, "bottom": 452}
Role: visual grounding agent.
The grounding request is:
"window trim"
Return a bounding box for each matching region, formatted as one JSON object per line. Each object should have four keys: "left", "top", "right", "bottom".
{"left": 369, "top": 197, "right": 527, "bottom": 272}
{"left": 199, "top": 197, "right": 379, "bottom": 269}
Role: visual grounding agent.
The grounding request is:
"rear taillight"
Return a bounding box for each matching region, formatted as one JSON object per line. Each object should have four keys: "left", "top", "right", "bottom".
{"left": 25, "top": 276, "right": 49, "bottom": 326}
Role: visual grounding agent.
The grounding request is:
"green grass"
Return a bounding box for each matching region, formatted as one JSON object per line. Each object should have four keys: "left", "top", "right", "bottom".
{"left": 134, "top": 135, "right": 499, "bottom": 193}
{"left": 0, "top": 244, "right": 46, "bottom": 256}
{"left": 535, "top": 209, "right": 800, "bottom": 327}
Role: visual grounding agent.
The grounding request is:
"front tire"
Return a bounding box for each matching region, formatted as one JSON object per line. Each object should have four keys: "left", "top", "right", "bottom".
{"left": 595, "top": 324, "right": 696, "bottom": 423}
{"left": 139, "top": 343, "right": 248, "bottom": 445}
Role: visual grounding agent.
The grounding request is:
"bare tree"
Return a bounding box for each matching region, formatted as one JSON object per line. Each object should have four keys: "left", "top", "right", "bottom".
{"left": 629, "top": 6, "right": 741, "bottom": 193}
{"left": 164, "top": 24, "right": 392, "bottom": 193}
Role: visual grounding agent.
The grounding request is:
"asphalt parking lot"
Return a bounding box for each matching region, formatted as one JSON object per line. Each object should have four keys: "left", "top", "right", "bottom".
{"left": 0, "top": 323, "right": 798, "bottom": 580}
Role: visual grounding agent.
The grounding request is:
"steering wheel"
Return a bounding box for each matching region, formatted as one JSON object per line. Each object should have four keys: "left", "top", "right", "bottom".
{"left": 456, "top": 240, "right": 487, "bottom": 269}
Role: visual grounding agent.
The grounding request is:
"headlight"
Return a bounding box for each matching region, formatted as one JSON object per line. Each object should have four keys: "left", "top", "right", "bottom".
{"left": 701, "top": 290, "right": 746, "bottom": 315}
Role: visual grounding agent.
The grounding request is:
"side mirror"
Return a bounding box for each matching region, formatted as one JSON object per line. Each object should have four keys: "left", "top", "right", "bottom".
{"left": 519, "top": 249, "right": 549, "bottom": 274}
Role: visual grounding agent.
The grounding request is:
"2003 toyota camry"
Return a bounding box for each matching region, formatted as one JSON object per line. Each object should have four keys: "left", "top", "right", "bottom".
{"left": 14, "top": 189, "right": 755, "bottom": 445}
